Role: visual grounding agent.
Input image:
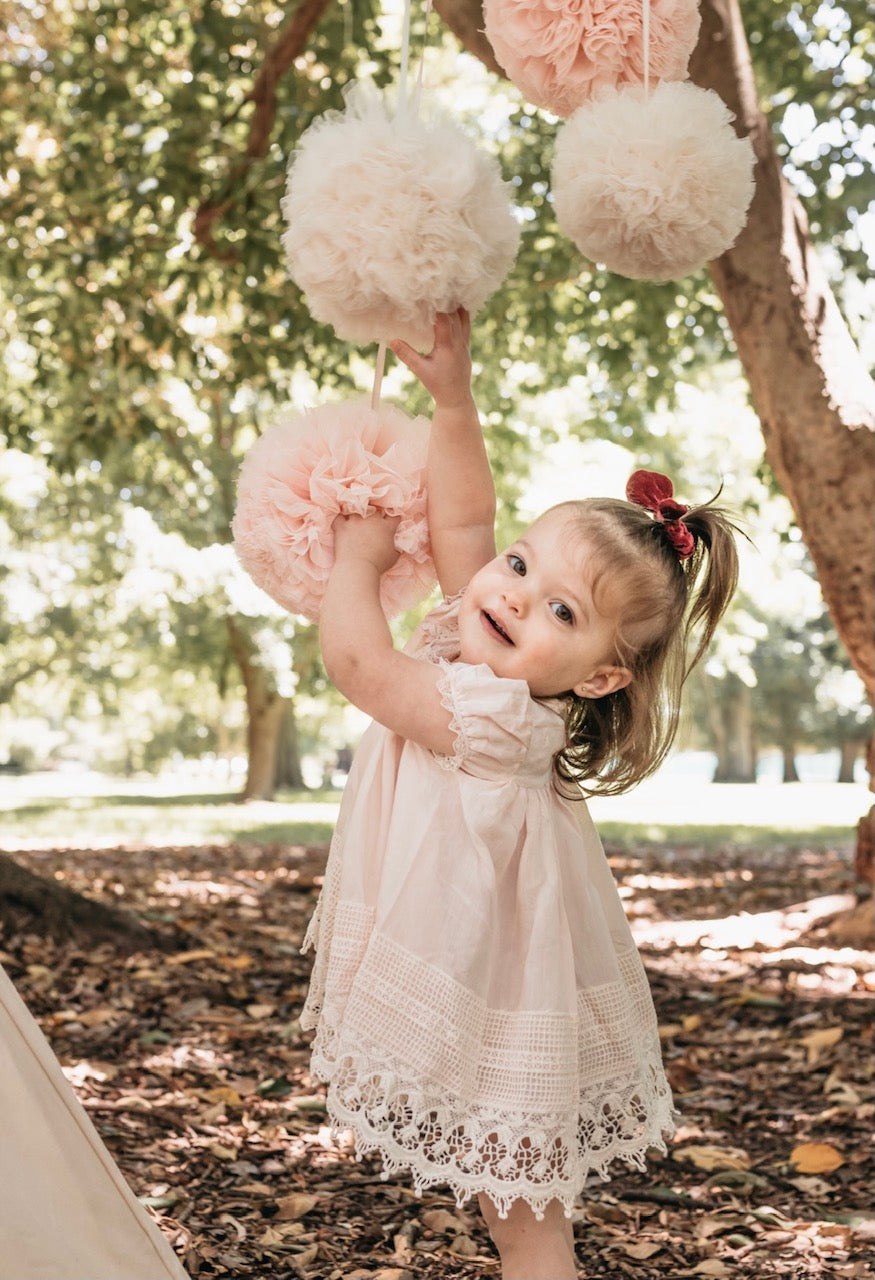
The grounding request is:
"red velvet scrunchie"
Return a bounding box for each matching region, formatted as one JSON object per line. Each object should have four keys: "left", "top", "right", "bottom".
{"left": 626, "top": 470, "right": 696, "bottom": 560}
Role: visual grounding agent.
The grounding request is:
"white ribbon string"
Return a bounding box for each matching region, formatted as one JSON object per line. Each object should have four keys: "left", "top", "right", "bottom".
{"left": 643, "top": 0, "right": 651, "bottom": 96}
{"left": 372, "top": 0, "right": 417, "bottom": 409}
{"left": 397, "top": 0, "right": 413, "bottom": 116}
{"left": 371, "top": 341, "right": 388, "bottom": 409}
{"left": 412, "top": 0, "right": 433, "bottom": 115}
{"left": 371, "top": 0, "right": 430, "bottom": 408}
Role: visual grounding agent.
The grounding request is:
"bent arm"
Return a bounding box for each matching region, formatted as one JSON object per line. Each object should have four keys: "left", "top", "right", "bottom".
{"left": 392, "top": 310, "right": 496, "bottom": 596}
{"left": 320, "top": 516, "right": 457, "bottom": 754}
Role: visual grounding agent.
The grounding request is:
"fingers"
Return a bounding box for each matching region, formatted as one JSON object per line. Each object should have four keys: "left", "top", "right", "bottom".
{"left": 434, "top": 307, "right": 469, "bottom": 345}
{"left": 389, "top": 337, "right": 421, "bottom": 374}
{"left": 391, "top": 307, "right": 470, "bottom": 365}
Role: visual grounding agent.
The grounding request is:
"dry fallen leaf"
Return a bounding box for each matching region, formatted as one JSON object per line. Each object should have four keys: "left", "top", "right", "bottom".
{"left": 275, "top": 1192, "right": 319, "bottom": 1220}
{"left": 693, "top": 1261, "right": 732, "bottom": 1278}
{"left": 202, "top": 1085, "right": 242, "bottom": 1106}
{"left": 623, "top": 1240, "right": 663, "bottom": 1259}
{"left": 674, "top": 1143, "right": 751, "bottom": 1171}
{"left": 449, "top": 1234, "right": 479, "bottom": 1257}
{"left": 245, "top": 1002, "right": 276, "bottom": 1020}
{"left": 208, "top": 1142, "right": 238, "bottom": 1161}
{"left": 789, "top": 1141, "right": 845, "bottom": 1173}
{"left": 166, "top": 948, "right": 215, "bottom": 965}
{"left": 420, "top": 1208, "right": 461, "bottom": 1233}
{"left": 258, "top": 1222, "right": 306, "bottom": 1245}
{"left": 800, "top": 1025, "right": 844, "bottom": 1063}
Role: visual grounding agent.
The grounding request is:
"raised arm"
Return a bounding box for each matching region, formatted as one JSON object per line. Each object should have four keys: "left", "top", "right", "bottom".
{"left": 320, "top": 513, "right": 456, "bottom": 753}
{"left": 391, "top": 309, "right": 496, "bottom": 597}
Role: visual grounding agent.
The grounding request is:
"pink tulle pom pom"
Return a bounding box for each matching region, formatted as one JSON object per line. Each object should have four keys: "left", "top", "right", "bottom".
{"left": 552, "top": 81, "right": 756, "bottom": 280}
{"left": 281, "top": 85, "right": 520, "bottom": 349}
{"left": 483, "top": 0, "right": 701, "bottom": 118}
{"left": 232, "top": 401, "right": 436, "bottom": 623}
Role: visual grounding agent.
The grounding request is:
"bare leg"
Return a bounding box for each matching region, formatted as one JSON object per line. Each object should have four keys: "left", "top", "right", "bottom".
{"left": 478, "top": 1194, "right": 577, "bottom": 1280}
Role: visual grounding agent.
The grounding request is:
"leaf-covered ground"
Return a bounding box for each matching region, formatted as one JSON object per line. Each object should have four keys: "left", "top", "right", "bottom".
{"left": 2, "top": 836, "right": 873, "bottom": 1280}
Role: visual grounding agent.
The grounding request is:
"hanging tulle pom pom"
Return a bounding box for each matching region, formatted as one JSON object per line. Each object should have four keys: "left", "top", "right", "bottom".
{"left": 552, "top": 82, "right": 756, "bottom": 280}
{"left": 281, "top": 85, "right": 520, "bottom": 350}
{"left": 483, "top": 0, "right": 700, "bottom": 118}
{"left": 232, "top": 401, "right": 436, "bottom": 623}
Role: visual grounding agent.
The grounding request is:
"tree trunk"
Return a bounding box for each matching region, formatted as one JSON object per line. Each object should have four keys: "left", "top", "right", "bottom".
{"left": 226, "top": 617, "right": 283, "bottom": 800}
{"left": 244, "top": 688, "right": 283, "bottom": 800}
{"left": 703, "top": 675, "right": 757, "bottom": 782}
{"left": 0, "top": 852, "right": 158, "bottom": 946}
{"left": 276, "top": 700, "right": 306, "bottom": 791}
{"left": 781, "top": 747, "right": 799, "bottom": 784}
{"left": 838, "top": 739, "right": 860, "bottom": 785}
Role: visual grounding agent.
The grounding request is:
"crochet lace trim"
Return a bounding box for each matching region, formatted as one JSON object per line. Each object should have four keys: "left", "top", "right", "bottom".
{"left": 303, "top": 903, "right": 676, "bottom": 1219}
{"left": 312, "top": 1036, "right": 674, "bottom": 1220}
{"left": 433, "top": 658, "right": 467, "bottom": 771}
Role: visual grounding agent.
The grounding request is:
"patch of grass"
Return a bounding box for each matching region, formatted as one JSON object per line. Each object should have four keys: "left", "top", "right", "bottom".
{"left": 0, "top": 789, "right": 341, "bottom": 849}
{"left": 597, "top": 821, "right": 856, "bottom": 852}
{"left": 0, "top": 781, "right": 859, "bottom": 854}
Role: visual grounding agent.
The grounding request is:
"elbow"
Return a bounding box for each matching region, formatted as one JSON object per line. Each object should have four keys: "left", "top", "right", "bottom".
{"left": 321, "top": 637, "right": 363, "bottom": 703}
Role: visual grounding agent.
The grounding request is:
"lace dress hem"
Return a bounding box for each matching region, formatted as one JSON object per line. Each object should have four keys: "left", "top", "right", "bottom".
{"left": 302, "top": 902, "right": 676, "bottom": 1218}
{"left": 312, "top": 1042, "right": 675, "bottom": 1220}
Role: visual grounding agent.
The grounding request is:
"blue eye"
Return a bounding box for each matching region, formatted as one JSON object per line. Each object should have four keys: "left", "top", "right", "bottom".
{"left": 508, "top": 553, "right": 526, "bottom": 576}
{"left": 551, "top": 601, "right": 574, "bottom": 624}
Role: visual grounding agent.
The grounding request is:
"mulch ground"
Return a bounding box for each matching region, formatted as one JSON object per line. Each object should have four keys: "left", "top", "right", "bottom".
{"left": 1, "top": 833, "right": 873, "bottom": 1280}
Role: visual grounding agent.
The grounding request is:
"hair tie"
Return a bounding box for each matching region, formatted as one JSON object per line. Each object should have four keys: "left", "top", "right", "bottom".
{"left": 626, "top": 469, "right": 696, "bottom": 561}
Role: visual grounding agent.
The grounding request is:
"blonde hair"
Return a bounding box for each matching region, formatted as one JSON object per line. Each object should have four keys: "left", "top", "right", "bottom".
{"left": 549, "top": 494, "right": 741, "bottom": 797}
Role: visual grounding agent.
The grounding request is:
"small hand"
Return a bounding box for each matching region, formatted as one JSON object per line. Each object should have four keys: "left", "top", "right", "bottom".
{"left": 332, "top": 512, "right": 401, "bottom": 575}
{"left": 390, "top": 308, "right": 473, "bottom": 410}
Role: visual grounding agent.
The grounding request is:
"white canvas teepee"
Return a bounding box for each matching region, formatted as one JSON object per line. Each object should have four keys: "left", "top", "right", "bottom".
{"left": 0, "top": 964, "right": 190, "bottom": 1280}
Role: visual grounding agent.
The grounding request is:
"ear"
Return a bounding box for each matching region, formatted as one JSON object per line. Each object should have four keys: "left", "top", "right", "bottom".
{"left": 573, "top": 665, "right": 632, "bottom": 700}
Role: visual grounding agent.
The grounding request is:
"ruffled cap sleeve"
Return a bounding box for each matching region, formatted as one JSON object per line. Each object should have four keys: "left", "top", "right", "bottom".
{"left": 435, "top": 661, "right": 565, "bottom": 785}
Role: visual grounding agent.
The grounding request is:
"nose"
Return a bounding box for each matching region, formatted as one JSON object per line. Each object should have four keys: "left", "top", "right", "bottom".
{"left": 502, "top": 581, "right": 528, "bottom": 616}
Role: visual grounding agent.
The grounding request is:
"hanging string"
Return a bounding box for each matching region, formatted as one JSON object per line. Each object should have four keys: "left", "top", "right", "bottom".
{"left": 642, "top": 0, "right": 651, "bottom": 97}
{"left": 371, "top": 341, "right": 388, "bottom": 409}
{"left": 412, "top": 0, "right": 433, "bottom": 115}
{"left": 397, "top": 0, "right": 413, "bottom": 116}
{"left": 372, "top": 0, "right": 416, "bottom": 409}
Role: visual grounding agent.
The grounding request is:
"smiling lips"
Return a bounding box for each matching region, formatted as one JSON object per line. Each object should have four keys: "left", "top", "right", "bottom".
{"left": 483, "top": 610, "right": 514, "bottom": 645}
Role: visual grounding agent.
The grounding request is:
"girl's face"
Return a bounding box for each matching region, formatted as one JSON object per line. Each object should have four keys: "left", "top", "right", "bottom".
{"left": 458, "top": 510, "right": 632, "bottom": 699}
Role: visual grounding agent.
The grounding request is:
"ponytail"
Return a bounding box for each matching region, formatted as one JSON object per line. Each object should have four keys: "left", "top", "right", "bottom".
{"left": 548, "top": 485, "right": 743, "bottom": 797}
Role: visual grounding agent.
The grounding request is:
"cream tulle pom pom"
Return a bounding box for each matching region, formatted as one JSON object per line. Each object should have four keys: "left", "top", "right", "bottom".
{"left": 483, "top": 0, "right": 700, "bottom": 118}
{"left": 552, "top": 82, "right": 756, "bottom": 280}
{"left": 232, "top": 401, "right": 436, "bottom": 623}
{"left": 281, "top": 86, "right": 520, "bottom": 350}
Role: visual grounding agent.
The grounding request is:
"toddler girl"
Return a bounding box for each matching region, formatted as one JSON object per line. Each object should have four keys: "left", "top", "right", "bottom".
{"left": 301, "top": 308, "right": 739, "bottom": 1279}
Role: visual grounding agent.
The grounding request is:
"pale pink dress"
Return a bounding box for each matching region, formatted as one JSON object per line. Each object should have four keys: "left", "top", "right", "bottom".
{"left": 301, "top": 597, "right": 674, "bottom": 1218}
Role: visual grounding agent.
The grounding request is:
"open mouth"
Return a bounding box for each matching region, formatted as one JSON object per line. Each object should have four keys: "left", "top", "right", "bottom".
{"left": 483, "top": 611, "right": 513, "bottom": 645}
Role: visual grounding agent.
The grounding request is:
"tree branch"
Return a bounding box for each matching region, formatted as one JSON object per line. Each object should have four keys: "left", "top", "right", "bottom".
{"left": 432, "top": 0, "right": 505, "bottom": 77}
{"left": 194, "top": 0, "right": 333, "bottom": 261}
{"left": 0, "top": 657, "right": 56, "bottom": 705}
